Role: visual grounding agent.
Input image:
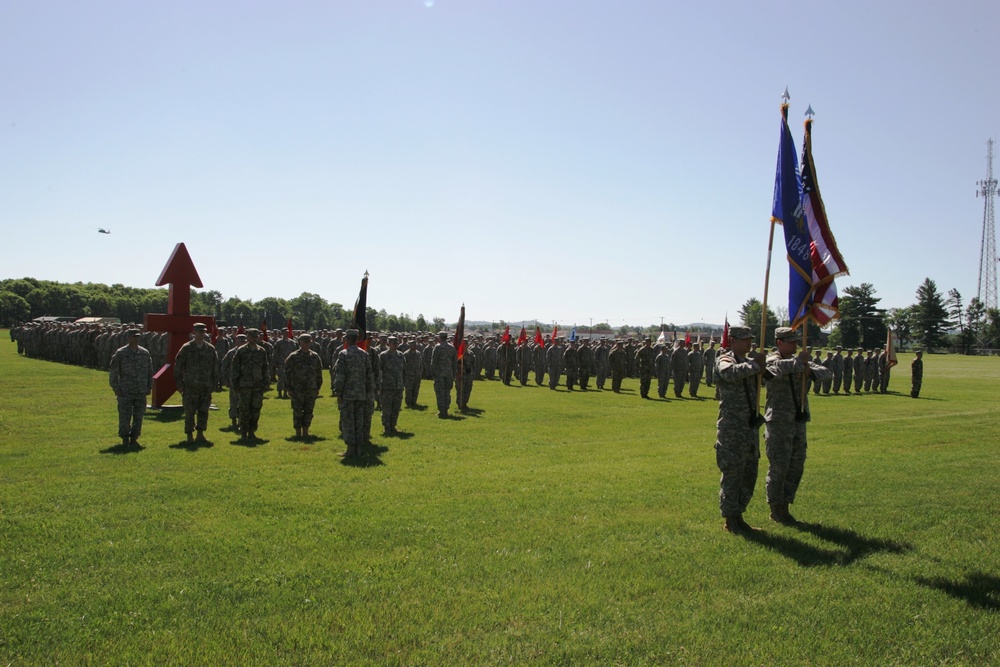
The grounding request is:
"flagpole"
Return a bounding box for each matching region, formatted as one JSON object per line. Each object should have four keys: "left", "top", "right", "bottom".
{"left": 757, "top": 217, "right": 777, "bottom": 411}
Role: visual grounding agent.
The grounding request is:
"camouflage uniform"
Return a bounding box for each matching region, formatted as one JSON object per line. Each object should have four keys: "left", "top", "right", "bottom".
{"left": 842, "top": 350, "right": 854, "bottom": 394}
{"left": 221, "top": 342, "right": 243, "bottom": 426}
{"left": 577, "top": 341, "right": 595, "bottom": 390}
{"left": 563, "top": 343, "right": 579, "bottom": 390}
{"left": 173, "top": 337, "right": 219, "bottom": 437}
{"left": 831, "top": 349, "right": 845, "bottom": 393}
{"left": 285, "top": 343, "right": 323, "bottom": 432}
{"left": 458, "top": 347, "right": 476, "bottom": 409}
{"left": 546, "top": 341, "right": 563, "bottom": 390}
{"left": 763, "top": 346, "right": 832, "bottom": 511}
{"left": 533, "top": 343, "right": 546, "bottom": 386}
{"left": 654, "top": 347, "right": 671, "bottom": 398}
{"left": 853, "top": 351, "right": 865, "bottom": 393}
{"left": 402, "top": 344, "right": 423, "bottom": 407}
{"left": 516, "top": 342, "right": 531, "bottom": 386}
{"left": 878, "top": 351, "right": 891, "bottom": 394}
{"left": 670, "top": 344, "right": 689, "bottom": 398}
{"left": 333, "top": 343, "right": 374, "bottom": 449}
{"left": 498, "top": 342, "right": 515, "bottom": 385}
{"left": 715, "top": 347, "right": 762, "bottom": 518}
{"left": 594, "top": 340, "right": 610, "bottom": 390}
{"left": 608, "top": 343, "right": 627, "bottom": 393}
{"left": 634, "top": 342, "right": 655, "bottom": 398}
{"left": 821, "top": 352, "right": 834, "bottom": 394}
{"left": 270, "top": 335, "right": 298, "bottom": 397}
{"left": 379, "top": 345, "right": 406, "bottom": 432}
{"left": 911, "top": 353, "right": 923, "bottom": 398}
{"left": 430, "top": 336, "right": 457, "bottom": 416}
{"left": 109, "top": 339, "right": 154, "bottom": 444}
{"left": 687, "top": 346, "right": 704, "bottom": 397}
{"left": 231, "top": 338, "right": 270, "bottom": 437}
{"left": 483, "top": 341, "right": 498, "bottom": 380}
{"left": 703, "top": 343, "right": 718, "bottom": 387}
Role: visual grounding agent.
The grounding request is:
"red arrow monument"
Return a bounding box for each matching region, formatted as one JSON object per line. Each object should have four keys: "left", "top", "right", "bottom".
{"left": 144, "top": 243, "right": 216, "bottom": 407}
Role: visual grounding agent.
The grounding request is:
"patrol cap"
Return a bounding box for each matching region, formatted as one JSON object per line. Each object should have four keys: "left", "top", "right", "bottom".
{"left": 236, "top": 333, "right": 248, "bottom": 341}
{"left": 298, "top": 333, "right": 312, "bottom": 342}
{"left": 192, "top": 322, "right": 208, "bottom": 332}
{"left": 387, "top": 335, "right": 398, "bottom": 344}
{"left": 125, "top": 328, "right": 141, "bottom": 337}
{"left": 438, "top": 330, "right": 449, "bottom": 338}
{"left": 246, "top": 328, "right": 260, "bottom": 337}
{"left": 774, "top": 327, "right": 801, "bottom": 342}
{"left": 345, "top": 328, "right": 359, "bottom": 339}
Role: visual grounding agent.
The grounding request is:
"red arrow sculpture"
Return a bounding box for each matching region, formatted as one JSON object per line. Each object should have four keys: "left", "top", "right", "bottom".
{"left": 144, "top": 243, "right": 216, "bottom": 407}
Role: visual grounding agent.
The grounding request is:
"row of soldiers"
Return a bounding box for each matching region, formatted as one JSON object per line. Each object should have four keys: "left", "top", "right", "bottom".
{"left": 11, "top": 321, "right": 173, "bottom": 371}
{"left": 805, "top": 346, "right": 896, "bottom": 395}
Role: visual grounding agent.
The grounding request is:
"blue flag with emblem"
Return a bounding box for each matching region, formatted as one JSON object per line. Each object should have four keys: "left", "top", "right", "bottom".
{"left": 569, "top": 327, "right": 577, "bottom": 342}
{"left": 771, "top": 103, "right": 813, "bottom": 329}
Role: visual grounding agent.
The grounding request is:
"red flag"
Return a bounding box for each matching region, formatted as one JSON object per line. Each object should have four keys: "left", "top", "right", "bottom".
{"left": 211, "top": 322, "right": 219, "bottom": 344}
{"left": 237, "top": 317, "right": 245, "bottom": 335}
{"left": 551, "top": 324, "right": 558, "bottom": 343}
{"left": 349, "top": 272, "right": 369, "bottom": 350}
{"left": 684, "top": 332, "right": 691, "bottom": 347}
{"left": 534, "top": 326, "right": 544, "bottom": 347}
{"left": 454, "top": 305, "right": 466, "bottom": 360}
{"left": 721, "top": 317, "right": 730, "bottom": 349}
{"left": 501, "top": 325, "right": 511, "bottom": 344}
{"left": 517, "top": 327, "right": 527, "bottom": 346}
{"left": 260, "top": 317, "right": 269, "bottom": 342}
{"left": 287, "top": 318, "right": 293, "bottom": 339}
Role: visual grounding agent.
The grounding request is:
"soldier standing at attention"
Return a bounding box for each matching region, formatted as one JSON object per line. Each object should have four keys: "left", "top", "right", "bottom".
{"left": 577, "top": 338, "right": 595, "bottom": 391}
{"left": 498, "top": 338, "right": 515, "bottom": 386}
{"left": 842, "top": 348, "right": 854, "bottom": 395}
{"left": 670, "top": 341, "right": 689, "bottom": 399}
{"left": 822, "top": 351, "right": 835, "bottom": 394}
{"left": 634, "top": 338, "right": 655, "bottom": 399}
{"left": 284, "top": 333, "right": 323, "bottom": 439}
{"left": 831, "top": 346, "right": 845, "bottom": 393}
{"left": 402, "top": 338, "right": 423, "bottom": 407}
{"left": 763, "top": 327, "right": 832, "bottom": 526}
{"left": 879, "top": 347, "right": 892, "bottom": 394}
{"left": 174, "top": 322, "right": 219, "bottom": 443}
{"left": 459, "top": 338, "right": 476, "bottom": 410}
{"left": 546, "top": 337, "right": 563, "bottom": 390}
{"left": 911, "top": 350, "right": 923, "bottom": 398}
{"left": 563, "top": 339, "right": 579, "bottom": 391}
{"left": 109, "top": 329, "right": 154, "bottom": 447}
{"left": 533, "top": 339, "right": 546, "bottom": 386}
{"left": 594, "top": 338, "right": 610, "bottom": 390}
{"left": 812, "top": 350, "right": 824, "bottom": 395}
{"left": 608, "top": 339, "right": 627, "bottom": 393}
{"left": 687, "top": 342, "right": 705, "bottom": 397}
{"left": 430, "top": 331, "right": 457, "bottom": 418}
{"left": 714, "top": 326, "right": 766, "bottom": 535}
{"left": 333, "top": 329, "right": 374, "bottom": 457}
{"left": 270, "top": 329, "right": 297, "bottom": 399}
{"left": 853, "top": 348, "right": 865, "bottom": 393}
{"left": 654, "top": 343, "right": 671, "bottom": 399}
{"left": 221, "top": 333, "right": 246, "bottom": 430}
{"left": 379, "top": 336, "right": 406, "bottom": 434}
{"left": 231, "top": 329, "right": 270, "bottom": 442}
{"left": 703, "top": 340, "right": 718, "bottom": 387}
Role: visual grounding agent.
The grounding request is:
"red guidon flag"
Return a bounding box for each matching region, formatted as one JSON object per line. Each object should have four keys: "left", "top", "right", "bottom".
{"left": 534, "top": 326, "right": 544, "bottom": 347}
{"left": 454, "top": 305, "right": 466, "bottom": 360}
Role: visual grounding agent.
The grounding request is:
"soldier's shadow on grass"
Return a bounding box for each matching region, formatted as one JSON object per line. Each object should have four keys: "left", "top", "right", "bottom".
{"left": 406, "top": 404, "right": 429, "bottom": 412}
{"left": 99, "top": 442, "right": 145, "bottom": 455}
{"left": 151, "top": 408, "right": 184, "bottom": 422}
{"left": 231, "top": 436, "right": 269, "bottom": 448}
{"left": 459, "top": 407, "right": 485, "bottom": 418}
{"left": 341, "top": 443, "right": 388, "bottom": 468}
{"left": 169, "top": 439, "right": 214, "bottom": 451}
{"left": 914, "top": 571, "right": 1000, "bottom": 612}
{"left": 283, "top": 435, "right": 329, "bottom": 444}
{"left": 745, "top": 523, "right": 912, "bottom": 567}
{"left": 391, "top": 431, "right": 414, "bottom": 440}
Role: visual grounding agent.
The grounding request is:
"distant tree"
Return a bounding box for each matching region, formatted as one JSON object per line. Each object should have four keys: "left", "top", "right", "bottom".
{"left": 911, "top": 278, "right": 949, "bottom": 352}
{"left": 966, "top": 297, "right": 987, "bottom": 347}
{"left": 289, "top": 293, "right": 327, "bottom": 330}
{"left": 0, "top": 291, "right": 31, "bottom": 326}
{"left": 983, "top": 308, "right": 1000, "bottom": 349}
{"left": 886, "top": 307, "right": 914, "bottom": 350}
{"left": 837, "top": 283, "right": 886, "bottom": 350}
{"left": 739, "top": 298, "right": 778, "bottom": 347}
{"left": 432, "top": 317, "right": 446, "bottom": 331}
{"left": 946, "top": 289, "right": 973, "bottom": 354}
{"left": 416, "top": 314, "right": 427, "bottom": 331}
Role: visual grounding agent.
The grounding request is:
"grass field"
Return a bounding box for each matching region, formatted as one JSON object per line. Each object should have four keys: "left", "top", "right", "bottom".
{"left": 2, "top": 334, "right": 999, "bottom": 665}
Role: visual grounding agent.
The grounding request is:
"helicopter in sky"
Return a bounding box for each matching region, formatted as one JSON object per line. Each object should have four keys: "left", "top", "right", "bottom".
{"left": 97, "top": 228, "right": 111, "bottom": 234}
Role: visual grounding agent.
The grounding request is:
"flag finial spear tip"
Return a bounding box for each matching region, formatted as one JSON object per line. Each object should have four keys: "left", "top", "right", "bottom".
{"left": 781, "top": 87, "right": 790, "bottom": 103}
{"left": 363, "top": 270, "right": 369, "bottom": 278}
{"left": 805, "top": 104, "right": 815, "bottom": 118}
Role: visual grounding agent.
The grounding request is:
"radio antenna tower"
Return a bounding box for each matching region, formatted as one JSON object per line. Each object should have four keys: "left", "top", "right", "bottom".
{"left": 977, "top": 139, "right": 998, "bottom": 310}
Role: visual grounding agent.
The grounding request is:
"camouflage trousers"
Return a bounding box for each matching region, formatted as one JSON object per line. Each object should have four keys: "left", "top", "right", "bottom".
{"left": 340, "top": 398, "right": 365, "bottom": 446}
{"left": 534, "top": 367, "right": 545, "bottom": 385}
{"left": 364, "top": 395, "right": 375, "bottom": 440}
{"left": 843, "top": 369, "right": 853, "bottom": 393}
{"left": 764, "top": 421, "right": 808, "bottom": 506}
{"left": 565, "top": 369, "right": 578, "bottom": 390}
{"left": 433, "top": 375, "right": 453, "bottom": 413}
{"left": 595, "top": 366, "right": 607, "bottom": 389}
{"left": 911, "top": 378, "right": 921, "bottom": 398}
{"left": 228, "top": 387, "right": 241, "bottom": 421}
{"left": 404, "top": 375, "right": 421, "bottom": 407}
{"left": 854, "top": 373, "right": 863, "bottom": 393}
{"left": 716, "top": 430, "right": 760, "bottom": 517}
{"left": 672, "top": 374, "right": 685, "bottom": 398}
{"left": 879, "top": 369, "right": 891, "bottom": 394}
{"left": 833, "top": 372, "right": 843, "bottom": 393}
{"left": 380, "top": 388, "right": 402, "bottom": 431}
{"left": 289, "top": 389, "right": 318, "bottom": 429}
{"left": 704, "top": 364, "right": 714, "bottom": 387}
{"left": 237, "top": 388, "right": 264, "bottom": 433}
{"left": 638, "top": 373, "right": 651, "bottom": 398}
{"left": 458, "top": 375, "right": 473, "bottom": 408}
{"left": 688, "top": 372, "right": 701, "bottom": 397}
{"left": 274, "top": 364, "right": 287, "bottom": 392}
{"left": 611, "top": 373, "right": 624, "bottom": 393}
{"left": 548, "top": 368, "right": 561, "bottom": 390}
{"left": 116, "top": 394, "right": 147, "bottom": 439}
{"left": 578, "top": 371, "right": 591, "bottom": 390}
{"left": 182, "top": 387, "right": 213, "bottom": 433}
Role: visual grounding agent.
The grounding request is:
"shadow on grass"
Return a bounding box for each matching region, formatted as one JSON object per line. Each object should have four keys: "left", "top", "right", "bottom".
{"left": 283, "top": 435, "right": 330, "bottom": 444}
{"left": 459, "top": 407, "right": 485, "bottom": 418}
{"left": 340, "top": 442, "right": 388, "bottom": 468}
{"left": 169, "top": 439, "right": 214, "bottom": 451}
{"left": 99, "top": 442, "right": 145, "bottom": 455}
{"left": 231, "top": 436, "right": 270, "bottom": 448}
{"left": 406, "top": 404, "right": 429, "bottom": 411}
{"left": 745, "top": 522, "right": 912, "bottom": 567}
{"left": 914, "top": 571, "right": 1000, "bottom": 611}
{"left": 151, "top": 407, "right": 184, "bottom": 422}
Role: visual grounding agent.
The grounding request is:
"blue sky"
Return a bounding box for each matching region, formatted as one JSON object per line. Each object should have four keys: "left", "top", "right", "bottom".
{"left": 2, "top": 1, "right": 997, "bottom": 327}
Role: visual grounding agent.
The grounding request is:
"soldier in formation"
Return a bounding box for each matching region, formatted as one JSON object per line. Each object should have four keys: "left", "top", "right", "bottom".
{"left": 634, "top": 338, "right": 655, "bottom": 399}
{"left": 762, "top": 327, "right": 832, "bottom": 526}
{"left": 687, "top": 342, "right": 704, "bottom": 397}
{"left": 173, "top": 322, "right": 219, "bottom": 443}
{"left": 714, "top": 326, "right": 765, "bottom": 534}
{"left": 109, "top": 329, "right": 154, "bottom": 447}
{"left": 379, "top": 336, "right": 406, "bottom": 434}
{"left": 230, "top": 329, "right": 270, "bottom": 442}
{"left": 911, "top": 350, "right": 923, "bottom": 398}
{"left": 431, "top": 331, "right": 457, "bottom": 418}
{"left": 402, "top": 339, "right": 423, "bottom": 407}
{"left": 333, "top": 329, "right": 374, "bottom": 457}
{"left": 284, "top": 332, "right": 323, "bottom": 439}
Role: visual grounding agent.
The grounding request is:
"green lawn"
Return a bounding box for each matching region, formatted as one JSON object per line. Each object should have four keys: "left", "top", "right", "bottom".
{"left": 2, "top": 336, "right": 999, "bottom": 665}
